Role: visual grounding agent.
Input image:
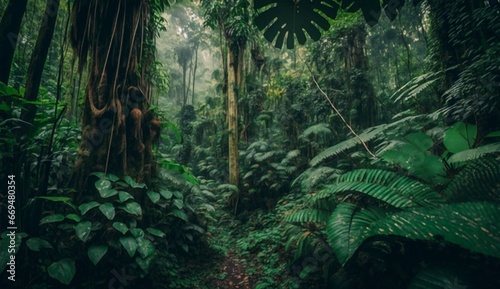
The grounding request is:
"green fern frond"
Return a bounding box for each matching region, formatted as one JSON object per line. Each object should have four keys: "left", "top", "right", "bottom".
{"left": 314, "top": 169, "right": 445, "bottom": 208}
{"left": 310, "top": 115, "right": 425, "bottom": 166}
{"left": 444, "top": 158, "right": 500, "bottom": 202}
{"left": 291, "top": 166, "right": 342, "bottom": 192}
{"left": 217, "top": 184, "right": 239, "bottom": 193}
{"left": 284, "top": 209, "right": 331, "bottom": 224}
{"left": 299, "top": 123, "right": 332, "bottom": 139}
{"left": 447, "top": 142, "right": 500, "bottom": 164}
{"left": 370, "top": 202, "right": 500, "bottom": 259}
{"left": 391, "top": 71, "right": 442, "bottom": 103}
{"left": 326, "top": 203, "right": 389, "bottom": 264}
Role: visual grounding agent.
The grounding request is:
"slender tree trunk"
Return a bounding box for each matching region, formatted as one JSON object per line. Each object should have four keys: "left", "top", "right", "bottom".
{"left": 0, "top": 0, "right": 29, "bottom": 84}
{"left": 227, "top": 48, "right": 239, "bottom": 188}
{"left": 191, "top": 42, "right": 198, "bottom": 105}
{"left": 20, "top": 0, "right": 60, "bottom": 127}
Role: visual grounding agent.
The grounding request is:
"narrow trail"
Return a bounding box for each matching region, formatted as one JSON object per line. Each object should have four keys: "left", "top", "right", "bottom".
{"left": 211, "top": 251, "right": 256, "bottom": 289}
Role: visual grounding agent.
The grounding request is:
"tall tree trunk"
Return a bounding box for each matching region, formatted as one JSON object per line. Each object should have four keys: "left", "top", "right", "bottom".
{"left": 0, "top": 0, "right": 29, "bottom": 84}
{"left": 20, "top": 0, "right": 61, "bottom": 127}
{"left": 191, "top": 42, "right": 199, "bottom": 105}
{"left": 227, "top": 48, "right": 239, "bottom": 188}
{"left": 70, "top": 0, "right": 161, "bottom": 192}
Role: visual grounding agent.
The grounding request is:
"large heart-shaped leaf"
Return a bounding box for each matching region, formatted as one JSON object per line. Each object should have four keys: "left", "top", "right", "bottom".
{"left": 444, "top": 122, "right": 477, "bottom": 153}
{"left": 75, "top": 221, "right": 92, "bottom": 242}
{"left": 124, "top": 176, "right": 146, "bottom": 189}
{"left": 121, "top": 202, "right": 142, "bottom": 216}
{"left": 79, "top": 201, "right": 100, "bottom": 215}
{"left": 26, "top": 237, "right": 53, "bottom": 251}
{"left": 48, "top": 259, "right": 75, "bottom": 285}
{"left": 119, "top": 237, "right": 138, "bottom": 257}
{"left": 95, "top": 179, "right": 112, "bottom": 197}
{"left": 136, "top": 237, "right": 156, "bottom": 259}
{"left": 99, "top": 203, "right": 115, "bottom": 220}
{"left": 118, "top": 191, "right": 134, "bottom": 203}
{"left": 88, "top": 245, "right": 108, "bottom": 265}
{"left": 113, "top": 222, "right": 128, "bottom": 235}
{"left": 147, "top": 190, "right": 160, "bottom": 204}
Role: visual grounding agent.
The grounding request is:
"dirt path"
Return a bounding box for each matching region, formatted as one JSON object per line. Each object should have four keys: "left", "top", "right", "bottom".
{"left": 211, "top": 251, "right": 257, "bottom": 289}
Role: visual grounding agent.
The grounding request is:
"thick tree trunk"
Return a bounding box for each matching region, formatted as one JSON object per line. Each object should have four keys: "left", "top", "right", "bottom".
{"left": 0, "top": 0, "right": 29, "bottom": 84}
{"left": 70, "top": 0, "right": 161, "bottom": 193}
{"left": 20, "top": 0, "right": 60, "bottom": 127}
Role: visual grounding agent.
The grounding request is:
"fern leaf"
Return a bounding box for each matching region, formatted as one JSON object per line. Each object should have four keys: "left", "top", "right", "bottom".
{"left": 444, "top": 158, "right": 500, "bottom": 202}
{"left": 310, "top": 115, "right": 425, "bottom": 166}
{"left": 326, "top": 203, "right": 389, "bottom": 265}
{"left": 299, "top": 123, "right": 332, "bottom": 139}
{"left": 370, "top": 202, "right": 500, "bottom": 259}
{"left": 291, "top": 166, "right": 342, "bottom": 191}
{"left": 284, "top": 209, "right": 331, "bottom": 224}
{"left": 217, "top": 184, "right": 239, "bottom": 193}
{"left": 447, "top": 142, "right": 500, "bottom": 164}
{"left": 314, "top": 169, "right": 445, "bottom": 208}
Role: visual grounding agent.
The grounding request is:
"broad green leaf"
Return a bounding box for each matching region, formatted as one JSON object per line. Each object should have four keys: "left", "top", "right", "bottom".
{"left": 79, "top": 201, "right": 100, "bottom": 215}
{"left": 99, "top": 203, "right": 115, "bottom": 220}
{"left": 124, "top": 176, "right": 146, "bottom": 189}
{"left": 119, "top": 237, "right": 138, "bottom": 257}
{"left": 113, "top": 222, "right": 128, "bottom": 234}
{"left": 130, "top": 228, "right": 144, "bottom": 238}
{"left": 100, "top": 188, "right": 118, "bottom": 198}
{"left": 173, "top": 191, "right": 183, "bottom": 199}
{"left": 75, "top": 221, "right": 92, "bottom": 242}
{"left": 136, "top": 237, "right": 156, "bottom": 258}
{"left": 48, "top": 258, "right": 75, "bottom": 285}
{"left": 26, "top": 237, "right": 53, "bottom": 251}
{"left": 88, "top": 245, "right": 108, "bottom": 265}
{"left": 95, "top": 179, "right": 112, "bottom": 197}
{"left": 40, "top": 214, "right": 65, "bottom": 224}
{"left": 173, "top": 199, "right": 184, "bottom": 209}
{"left": 146, "top": 228, "right": 165, "bottom": 238}
{"left": 159, "top": 189, "right": 173, "bottom": 200}
{"left": 404, "top": 132, "right": 434, "bottom": 151}
{"left": 147, "top": 190, "right": 160, "bottom": 203}
{"left": 443, "top": 122, "right": 477, "bottom": 153}
{"left": 35, "top": 196, "right": 76, "bottom": 209}
{"left": 121, "top": 202, "right": 142, "bottom": 216}
{"left": 65, "top": 214, "right": 81, "bottom": 222}
{"left": 118, "top": 191, "right": 134, "bottom": 203}
{"left": 171, "top": 209, "right": 188, "bottom": 222}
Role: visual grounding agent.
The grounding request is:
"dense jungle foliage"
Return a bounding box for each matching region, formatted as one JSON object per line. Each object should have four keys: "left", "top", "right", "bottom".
{"left": 1, "top": 0, "right": 499, "bottom": 288}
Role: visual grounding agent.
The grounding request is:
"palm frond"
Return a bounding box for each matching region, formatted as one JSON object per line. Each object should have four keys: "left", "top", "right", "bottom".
{"left": 447, "top": 142, "right": 500, "bottom": 164}
{"left": 299, "top": 123, "right": 332, "bottom": 139}
{"left": 310, "top": 115, "right": 425, "bottom": 166}
{"left": 370, "top": 202, "right": 500, "bottom": 259}
{"left": 291, "top": 166, "right": 342, "bottom": 192}
{"left": 326, "top": 203, "right": 389, "bottom": 264}
{"left": 314, "top": 169, "right": 445, "bottom": 208}
{"left": 444, "top": 158, "right": 500, "bottom": 202}
{"left": 284, "top": 208, "right": 331, "bottom": 224}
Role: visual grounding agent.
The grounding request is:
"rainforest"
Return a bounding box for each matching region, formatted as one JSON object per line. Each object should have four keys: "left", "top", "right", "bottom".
{"left": 0, "top": 0, "right": 499, "bottom": 288}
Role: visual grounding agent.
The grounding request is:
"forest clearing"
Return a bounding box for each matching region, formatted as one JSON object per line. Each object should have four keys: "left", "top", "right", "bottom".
{"left": 1, "top": 0, "right": 499, "bottom": 288}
